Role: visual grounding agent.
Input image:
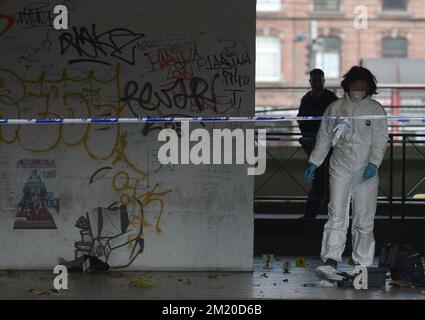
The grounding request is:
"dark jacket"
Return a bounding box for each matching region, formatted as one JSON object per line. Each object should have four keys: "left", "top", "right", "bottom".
{"left": 297, "top": 89, "right": 338, "bottom": 139}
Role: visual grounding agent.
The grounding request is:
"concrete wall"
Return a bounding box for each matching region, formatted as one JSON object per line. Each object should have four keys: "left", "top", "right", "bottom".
{"left": 0, "top": 0, "right": 256, "bottom": 270}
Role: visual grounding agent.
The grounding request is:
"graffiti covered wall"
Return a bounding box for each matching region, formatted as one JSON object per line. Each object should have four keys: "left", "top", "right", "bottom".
{"left": 0, "top": 0, "right": 255, "bottom": 270}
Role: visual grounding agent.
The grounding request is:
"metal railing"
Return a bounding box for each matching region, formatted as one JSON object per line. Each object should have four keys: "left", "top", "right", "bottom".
{"left": 393, "top": 133, "right": 425, "bottom": 219}
{"left": 254, "top": 132, "right": 425, "bottom": 219}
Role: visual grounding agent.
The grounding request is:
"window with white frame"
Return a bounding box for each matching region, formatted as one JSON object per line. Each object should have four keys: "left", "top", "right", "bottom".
{"left": 257, "top": 0, "right": 281, "bottom": 12}
{"left": 314, "top": 0, "right": 340, "bottom": 11}
{"left": 382, "top": 38, "right": 407, "bottom": 57}
{"left": 383, "top": 0, "right": 407, "bottom": 11}
{"left": 313, "top": 37, "right": 340, "bottom": 79}
{"left": 256, "top": 36, "right": 281, "bottom": 82}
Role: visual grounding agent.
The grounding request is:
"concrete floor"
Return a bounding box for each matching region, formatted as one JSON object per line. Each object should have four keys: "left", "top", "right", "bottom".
{"left": 0, "top": 256, "right": 424, "bottom": 300}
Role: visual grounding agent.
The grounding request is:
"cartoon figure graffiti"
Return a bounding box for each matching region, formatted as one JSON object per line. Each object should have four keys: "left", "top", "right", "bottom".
{"left": 73, "top": 194, "right": 144, "bottom": 268}
{"left": 14, "top": 161, "right": 59, "bottom": 230}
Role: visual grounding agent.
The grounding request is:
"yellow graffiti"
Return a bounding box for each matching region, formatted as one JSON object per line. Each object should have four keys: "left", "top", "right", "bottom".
{"left": 0, "top": 65, "right": 132, "bottom": 166}
{"left": 113, "top": 170, "right": 172, "bottom": 234}
{"left": 112, "top": 132, "right": 147, "bottom": 177}
{"left": 0, "top": 64, "right": 173, "bottom": 246}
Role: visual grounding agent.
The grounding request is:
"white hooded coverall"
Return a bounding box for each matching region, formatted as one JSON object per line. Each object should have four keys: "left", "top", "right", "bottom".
{"left": 309, "top": 93, "right": 388, "bottom": 266}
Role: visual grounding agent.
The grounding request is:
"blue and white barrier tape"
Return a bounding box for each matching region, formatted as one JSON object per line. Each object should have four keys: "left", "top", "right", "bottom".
{"left": 0, "top": 115, "right": 423, "bottom": 125}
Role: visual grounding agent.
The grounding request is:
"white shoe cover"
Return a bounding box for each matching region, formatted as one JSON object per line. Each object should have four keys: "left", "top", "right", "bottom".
{"left": 315, "top": 265, "right": 344, "bottom": 281}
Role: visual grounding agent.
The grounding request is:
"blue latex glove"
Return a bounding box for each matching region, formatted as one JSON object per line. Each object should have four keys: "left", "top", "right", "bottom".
{"left": 362, "top": 162, "right": 377, "bottom": 180}
{"left": 304, "top": 163, "right": 317, "bottom": 182}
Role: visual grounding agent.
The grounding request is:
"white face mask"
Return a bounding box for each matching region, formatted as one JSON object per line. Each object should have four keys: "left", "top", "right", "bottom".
{"left": 349, "top": 91, "right": 366, "bottom": 102}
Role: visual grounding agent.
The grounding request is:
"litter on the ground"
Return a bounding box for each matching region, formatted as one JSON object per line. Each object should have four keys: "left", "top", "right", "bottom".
{"left": 26, "top": 288, "right": 60, "bottom": 296}
{"left": 295, "top": 258, "right": 306, "bottom": 268}
{"left": 283, "top": 262, "right": 291, "bottom": 273}
{"left": 129, "top": 278, "right": 154, "bottom": 287}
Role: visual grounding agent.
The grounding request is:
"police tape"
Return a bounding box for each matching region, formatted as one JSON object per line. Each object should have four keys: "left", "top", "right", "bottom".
{"left": 0, "top": 115, "right": 423, "bottom": 125}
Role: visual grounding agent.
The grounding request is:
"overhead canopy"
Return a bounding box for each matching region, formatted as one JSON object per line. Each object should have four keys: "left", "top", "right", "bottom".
{"left": 361, "top": 58, "right": 425, "bottom": 84}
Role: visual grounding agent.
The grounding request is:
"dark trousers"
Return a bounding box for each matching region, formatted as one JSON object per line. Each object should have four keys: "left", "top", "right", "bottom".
{"left": 302, "top": 145, "right": 332, "bottom": 218}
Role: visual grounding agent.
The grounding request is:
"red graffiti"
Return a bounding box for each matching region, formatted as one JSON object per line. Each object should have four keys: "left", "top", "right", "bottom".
{"left": 0, "top": 14, "right": 14, "bottom": 38}
{"left": 145, "top": 44, "right": 203, "bottom": 82}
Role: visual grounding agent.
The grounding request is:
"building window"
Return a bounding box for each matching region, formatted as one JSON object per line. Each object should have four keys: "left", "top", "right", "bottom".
{"left": 256, "top": 36, "right": 281, "bottom": 82}
{"left": 313, "top": 37, "right": 340, "bottom": 79}
{"left": 382, "top": 38, "right": 407, "bottom": 57}
{"left": 314, "top": 0, "right": 340, "bottom": 11}
{"left": 382, "top": 0, "right": 407, "bottom": 11}
{"left": 257, "top": 0, "right": 281, "bottom": 12}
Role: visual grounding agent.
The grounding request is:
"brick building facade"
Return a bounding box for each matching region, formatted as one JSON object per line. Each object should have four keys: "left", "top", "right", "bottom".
{"left": 256, "top": 0, "right": 425, "bottom": 109}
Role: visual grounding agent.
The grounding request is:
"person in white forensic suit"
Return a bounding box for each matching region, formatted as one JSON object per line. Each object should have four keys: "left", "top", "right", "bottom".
{"left": 303, "top": 66, "right": 389, "bottom": 281}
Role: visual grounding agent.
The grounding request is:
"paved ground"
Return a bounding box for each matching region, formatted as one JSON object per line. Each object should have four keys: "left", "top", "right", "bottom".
{"left": 0, "top": 256, "right": 423, "bottom": 300}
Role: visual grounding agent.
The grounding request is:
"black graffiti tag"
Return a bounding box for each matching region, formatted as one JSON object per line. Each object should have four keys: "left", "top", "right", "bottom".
{"left": 121, "top": 75, "right": 220, "bottom": 114}
{"left": 59, "top": 24, "right": 145, "bottom": 65}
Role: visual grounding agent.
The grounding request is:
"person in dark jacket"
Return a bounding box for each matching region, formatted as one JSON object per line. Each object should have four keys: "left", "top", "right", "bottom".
{"left": 298, "top": 69, "right": 338, "bottom": 219}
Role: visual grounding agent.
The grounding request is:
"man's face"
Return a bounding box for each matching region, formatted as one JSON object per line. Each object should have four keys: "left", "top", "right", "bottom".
{"left": 309, "top": 74, "right": 325, "bottom": 92}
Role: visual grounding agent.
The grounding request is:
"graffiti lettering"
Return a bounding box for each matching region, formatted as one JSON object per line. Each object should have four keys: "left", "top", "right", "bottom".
{"left": 17, "top": 39, "right": 51, "bottom": 70}
{"left": 15, "top": 2, "right": 53, "bottom": 28}
{"left": 0, "top": 66, "right": 137, "bottom": 167}
{"left": 199, "top": 53, "right": 251, "bottom": 71}
{"left": 14, "top": 1, "right": 75, "bottom": 29}
{"left": 59, "top": 24, "right": 145, "bottom": 65}
{"left": 122, "top": 75, "right": 220, "bottom": 115}
{"left": 221, "top": 67, "right": 250, "bottom": 87}
{"left": 144, "top": 43, "right": 203, "bottom": 81}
